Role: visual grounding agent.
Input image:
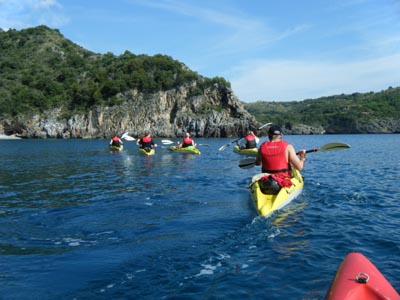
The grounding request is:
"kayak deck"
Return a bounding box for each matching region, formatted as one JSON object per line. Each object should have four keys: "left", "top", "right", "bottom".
{"left": 326, "top": 251, "right": 399, "bottom": 300}
{"left": 169, "top": 146, "right": 200, "bottom": 154}
{"left": 233, "top": 145, "right": 258, "bottom": 156}
{"left": 109, "top": 145, "right": 123, "bottom": 151}
{"left": 249, "top": 167, "right": 304, "bottom": 217}
{"left": 138, "top": 148, "right": 155, "bottom": 156}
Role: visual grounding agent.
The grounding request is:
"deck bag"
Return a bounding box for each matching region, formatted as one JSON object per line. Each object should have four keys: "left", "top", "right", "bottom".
{"left": 259, "top": 174, "right": 293, "bottom": 194}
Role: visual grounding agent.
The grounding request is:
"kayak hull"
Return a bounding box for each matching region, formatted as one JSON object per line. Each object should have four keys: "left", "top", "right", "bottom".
{"left": 169, "top": 146, "right": 201, "bottom": 155}
{"left": 325, "top": 252, "right": 399, "bottom": 300}
{"left": 109, "top": 145, "right": 123, "bottom": 151}
{"left": 249, "top": 168, "right": 304, "bottom": 217}
{"left": 233, "top": 145, "right": 258, "bottom": 156}
{"left": 139, "top": 148, "right": 155, "bottom": 156}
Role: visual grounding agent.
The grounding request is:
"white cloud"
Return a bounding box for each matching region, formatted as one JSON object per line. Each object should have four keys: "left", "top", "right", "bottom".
{"left": 129, "top": 0, "right": 306, "bottom": 56}
{"left": 0, "top": 0, "right": 67, "bottom": 30}
{"left": 230, "top": 54, "right": 400, "bottom": 102}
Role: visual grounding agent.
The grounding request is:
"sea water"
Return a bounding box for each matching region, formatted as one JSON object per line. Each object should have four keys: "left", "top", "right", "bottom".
{"left": 1, "top": 134, "right": 399, "bottom": 299}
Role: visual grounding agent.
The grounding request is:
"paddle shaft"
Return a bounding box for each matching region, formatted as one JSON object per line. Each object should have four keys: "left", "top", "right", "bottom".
{"left": 302, "top": 148, "right": 318, "bottom": 154}
{"left": 239, "top": 142, "right": 350, "bottom": 169}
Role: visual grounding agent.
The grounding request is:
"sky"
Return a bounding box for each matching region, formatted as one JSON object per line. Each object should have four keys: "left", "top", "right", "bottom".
{"left": 1, "top": 0, "right": 400, "bottom": 102}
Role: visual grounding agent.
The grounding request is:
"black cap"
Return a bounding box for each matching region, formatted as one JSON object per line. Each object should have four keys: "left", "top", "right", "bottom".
{"left": 268, "top": 125, "right": 282, "bottom": 136}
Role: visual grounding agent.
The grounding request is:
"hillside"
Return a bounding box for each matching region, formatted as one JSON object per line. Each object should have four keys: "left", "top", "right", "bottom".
{"left": 0, "top": 25, "right": 399, "bottom": 137}
{"left": 244, "top": 87, "right": 400, "bottom": 134}
{"left": 0, "top": 26, "right": 257, "bottom": 138}
{"left": 0, "top": 25, "right": 228, "bottom": 116}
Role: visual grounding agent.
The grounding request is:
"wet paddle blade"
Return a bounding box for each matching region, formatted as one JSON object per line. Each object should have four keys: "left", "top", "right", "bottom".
{"left": 218, "top": 138, "right": 240, "bottom": 152}
{"left": 121, "top": 132, "right": 135, "bottom": 141}
{"left": 319, "top": 142, "right": 351, "bottom": 152}
{"left": 123, "top": 135, "right": 135, "bottom": 141}
{"left": 161, "top": 140, "right": 174, "bottom": 145}
{"left": 238, "top": 157, "right": 256, "bottom": 169}
{"left": 258, "top": 122, "right": 272, "bottom": 129}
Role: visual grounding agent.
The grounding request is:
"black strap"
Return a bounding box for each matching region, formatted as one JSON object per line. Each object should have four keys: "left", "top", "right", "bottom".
{"left": 262, "top": 167, "right": 291, "bottom": 174}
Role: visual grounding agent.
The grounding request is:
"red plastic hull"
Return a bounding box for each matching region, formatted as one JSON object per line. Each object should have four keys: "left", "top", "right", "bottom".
{"left": 325, "top": 252, "right": 399, "bottom": 300}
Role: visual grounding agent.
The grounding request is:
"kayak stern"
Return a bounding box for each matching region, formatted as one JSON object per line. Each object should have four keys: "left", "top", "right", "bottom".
{"left": 249, "top": 168, "right": 304, "bottom": 217}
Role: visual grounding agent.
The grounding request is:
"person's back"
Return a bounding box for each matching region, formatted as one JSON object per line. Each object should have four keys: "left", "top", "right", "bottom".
{"left": 255, "top": 125, "right": 306, "bottom": 176}
{"left": 180, "top": 133, "right": 196, "bottom": 148}
{"left": 259, "top": 139, "right": 291, "bottom": 176}
{"left": 137, "top": 131, "right": 157, "bottom": 149}
{"left": 238, "top": 131, "right": 257, "bottom": 149}
{"left": 110, "top": 135, "right": 122, "bottom": 147}
{"left": 244, "top": 131, "right": 257, "bottom": 149}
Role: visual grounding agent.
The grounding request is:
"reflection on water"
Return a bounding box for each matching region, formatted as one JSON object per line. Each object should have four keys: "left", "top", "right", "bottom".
{"left": 273, "top": 201, "right": 308, "bottom": 229}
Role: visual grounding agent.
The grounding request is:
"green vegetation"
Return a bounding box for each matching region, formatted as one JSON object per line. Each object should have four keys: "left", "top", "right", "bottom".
{"left": 1, "top": 25, "right": 399, "bottom": 132}
{"left": 244, "top": 87, "right": 400, "bottom": 129}
{"left": 0, "top": 25, "right": 230, "bottom": 118}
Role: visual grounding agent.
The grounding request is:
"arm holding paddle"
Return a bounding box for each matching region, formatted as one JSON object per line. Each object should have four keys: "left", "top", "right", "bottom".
{"left": 255, "top": 144, "right": 307, "bottom": 171}
{"left": 289, "top": 145, "right": 307, "bottom": 171}
{"left": 241, "top": 142, "right": 350, "bottom": 169}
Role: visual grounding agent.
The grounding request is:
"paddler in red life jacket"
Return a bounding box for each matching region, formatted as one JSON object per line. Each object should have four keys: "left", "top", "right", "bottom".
{"left": 237, "top": 130, "right": 258, "bottom": 149}
{"left": 178, "top": 132, "right": 197, "bottom": 148}
{"left": 109, "top": 135, "right": 123, "bottom": 147}
{"left": 136, "top": 131, "right": 157, "bottom": 151}
{"left": 255, "top": 125, "right": 306, "bottom": 177}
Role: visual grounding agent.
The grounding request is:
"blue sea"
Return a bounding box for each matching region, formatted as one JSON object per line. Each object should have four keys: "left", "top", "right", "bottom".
{"left": 1, "top": 134, "right": 399, "bottom": 299}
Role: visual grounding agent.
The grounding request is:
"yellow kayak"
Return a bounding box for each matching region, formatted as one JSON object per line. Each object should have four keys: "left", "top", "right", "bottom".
{"left": 249, "top": 167, "right": 304, "bottom": 217}
{"left": 109, "top": 145, "right": 123, "bottom": 151}
{"left": 233, "top": 145, "right": 258, "bottom": 156}
{"left": 169, "top": 146, "right": 201, "bottom": 155}
{"left": 138, "top": 148, "right": 155, "bottom": 156}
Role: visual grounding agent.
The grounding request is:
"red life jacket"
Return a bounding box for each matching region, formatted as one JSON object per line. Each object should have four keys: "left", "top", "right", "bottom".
{"left": 140, "top": 136, "right": 153, "bottom": 149}
{"left": 245, "top": 135, "right": 255, "bottom": 141}
{"left": 183, "top": 137, "right": 193, "bottom": 147}
{"left": 245, "top": 134, "right": 257, "bottom": 148}
{"left": 259, "top": 140, "right": 291, "bottom": 177}
{"left": 142, "top": 136, "right": 151, "bottom": 143}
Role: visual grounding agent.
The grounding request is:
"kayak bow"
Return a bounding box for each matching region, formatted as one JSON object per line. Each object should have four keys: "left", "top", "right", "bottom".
{"left": 233, "top": 145, "right": 258, "bottom": 156}
{"left": 326, "top": 251, "right": 399, "bottom": 300}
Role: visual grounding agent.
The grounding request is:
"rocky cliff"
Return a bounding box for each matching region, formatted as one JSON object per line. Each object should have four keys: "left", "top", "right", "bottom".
{"left": 1, "top": 84, "right": 260, "bottom": 139}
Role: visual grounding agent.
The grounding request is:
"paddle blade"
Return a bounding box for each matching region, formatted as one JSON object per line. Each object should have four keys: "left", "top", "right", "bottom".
{"left": 161, "top": 140, "right": 174, "bottom": 145}
{"left": 218, "top": 144, "right": 229, "bottom": 151}
{"left": 258, "top": 122, "right": 272, "bottom": 129}
{"left": 238, "top": 157, "right": 256, "bottom": 169}
{"left": 319, "top": 142, "right": 351, "bottom": 152}
{"left": 121, "top": 134, "right": 135, "bottom": 141}
{"left": 219, "top": 138, "right": 240, "bottom": 152}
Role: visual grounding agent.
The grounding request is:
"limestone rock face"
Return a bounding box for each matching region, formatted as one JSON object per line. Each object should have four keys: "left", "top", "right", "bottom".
{"left": 2, "top": 85, "right": 260, "bottom": 139}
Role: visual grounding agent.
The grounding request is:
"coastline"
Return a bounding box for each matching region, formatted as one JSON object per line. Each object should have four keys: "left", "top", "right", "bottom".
{"left": 0, "top": 134, "right": 21, "bottom": 140}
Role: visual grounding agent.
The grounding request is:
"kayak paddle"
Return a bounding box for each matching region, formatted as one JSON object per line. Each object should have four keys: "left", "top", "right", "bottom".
{"left": 218, "top": 122, "right": 272, "bottom": 152}
{"left": 218, "top": 138, "right": 241, "bottom": 152}
{"left": 121, "top": 132, "right": 135, "bottom": 141}
{"left": 238, "top": 142, "right": 351, "bottom": 169}
{"left": 161, "top": 139, "right": 175, "bottom": 145}
{"left": 162, "top": 139, "right": 208, "bottom": 146}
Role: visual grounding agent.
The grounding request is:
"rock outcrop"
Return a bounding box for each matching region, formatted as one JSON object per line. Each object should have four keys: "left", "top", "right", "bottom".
{"left": 1, "top": 84, "right": 260, "bottom": 139}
